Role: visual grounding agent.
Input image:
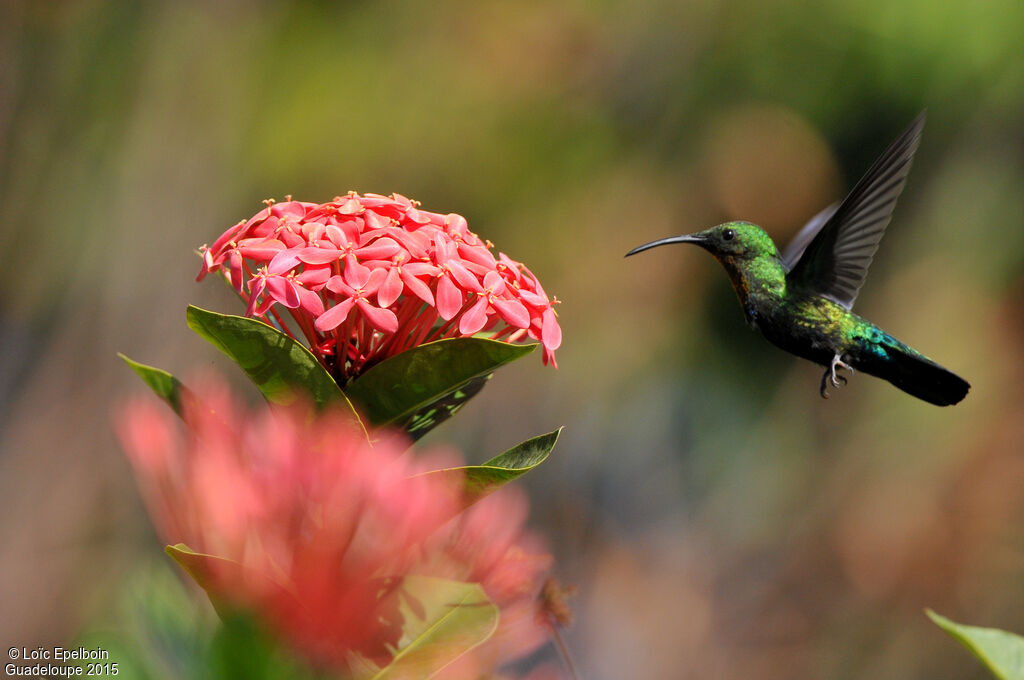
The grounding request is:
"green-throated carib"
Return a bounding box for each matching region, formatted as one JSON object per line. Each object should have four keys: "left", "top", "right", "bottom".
{"left": 626, "top": 112, "right": 970, "bottom": 406}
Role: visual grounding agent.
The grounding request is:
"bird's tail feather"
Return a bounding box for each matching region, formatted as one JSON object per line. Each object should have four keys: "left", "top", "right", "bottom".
{"left": 861, "top": 336, "right": 970, "bottom": 406}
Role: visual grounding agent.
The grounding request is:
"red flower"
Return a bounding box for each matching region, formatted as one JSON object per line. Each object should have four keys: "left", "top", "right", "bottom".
{"left": 419, "top": 487, "right": 557, "bottom": 679}
{"left": 198, "top": 193, "right": 561, "bottom": 380}
{"left": 115, "top": 380, "right": 555, "bottom": 674}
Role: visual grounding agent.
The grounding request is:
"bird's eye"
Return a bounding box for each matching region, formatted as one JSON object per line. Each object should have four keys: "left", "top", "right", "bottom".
{"left": 722, "top": 228, "right": 736, "bottom": 241}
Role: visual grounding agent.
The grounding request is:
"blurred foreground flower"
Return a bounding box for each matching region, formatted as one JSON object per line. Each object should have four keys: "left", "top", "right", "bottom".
{"left": 197, "top": 193, "right": 562, "bottom": 379}
{"left": 116, "top": 380, "right": 556, "bottom": 676}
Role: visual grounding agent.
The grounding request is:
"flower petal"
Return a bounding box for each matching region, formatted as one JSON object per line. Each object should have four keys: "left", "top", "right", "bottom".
{"left": 520, "top": 290, "right": 548, "bottom": 307}
{"left": 436, "top": 275, "right": 462, "bottom": 320}
{"left": 401, "top": 270, "right": 434, "bottom": 306}
{"left": 362, "top": 209, "right": 390, "bottom": 230}
{"left": 314, "top": 298, "right": 355, "bottom": 332}
{"left": 445, "top": 213, "right": 469, "bottom": 237}
{"left": 255, "top": 295, "right": 275, "bottom": 316}
{"left": 405, "top": 207, "right": 431, "bottom": 225}
{"left": 296, "top": 247, "right": 343, "bottom": 265}
{"left": 326, "top": 275, "right": 354, "bottom": 296}
{"left": 278, "top": 229, "right": 305, "bottom": 248}
{"left": 229, "top": 250, "right": 244, "bottom": 292}
{"left": 356, "top": 299, "right": 399, "bottom": 333}
{"left": 355, "top": 237, "right": 401, "bottom": 260}
{"left": 196, "top": 249, "right": 216, "bottom": 282}
{"left": 269, "top": 249, "right": 302, "bottom": 275}
{"left": 459, "top": 296, "right": 489, "bottom": 335}
{"left": 271, "top": 200, "right": 309, "bottom": 219}
{"left": 337, "top": 196, "right": 363, "bottom": 215}
{"left": 295, "top": 264, "right": 331, "bottom": 289}
{"left": 245, "top": 278, "right": 266, "bottom": 317}
{"left": 377, "top": 267, "right": 403, "bottom": 309}
{"left": 398, "top": 229, "right": 432, "bottom": 258}
{"left": 541, "top": 307, "right": 562, "bottom": 351}
{"left": 363, "top": 267, "right": 388, "bottom": 294}
{"left": 301, "top": 219, "right": 328, "bottom": 242}
{"left": 344, "top": 258, "right": 371, "bottom": 289}
{"left": 403, "top": 262, "right": 439, "bottom": 277}
{"left": 297, "top": 286, "right": 324, "bottom": 317}
{"left": 433, "top": 235, "right": 455, "bottom": 263}
{"left": 266, "top": 277, "right": 301, "bottom": 308}
{"left": 447, "top": 261, "right": 483, "bottom": 292}
{"left": 417, "top": 209, "right": 447, "bottom": 226}
{"left": 325, "top": 224, "right": 348, "bottom": 249}
{"left": 239, "top": 238, "right": 287, "bottom": 261}
{"left": 209, "top": 220, "right": 247, "bottom": 254}
{"left": 242, "top": 206, "right": 272, "bottom": 230}
{"left": 483, "top": 271, "right": 505, "bottom": 294}
{"left": 458, "top": 243, "right": 497, "bottom": 269}
{"left": 492, "top": 297, "right": 531, "bottom": 329}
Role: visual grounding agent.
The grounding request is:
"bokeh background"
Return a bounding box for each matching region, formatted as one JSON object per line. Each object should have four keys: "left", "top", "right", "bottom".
{"left": 2, "top": 1, "right": 1023, "bottom": 678}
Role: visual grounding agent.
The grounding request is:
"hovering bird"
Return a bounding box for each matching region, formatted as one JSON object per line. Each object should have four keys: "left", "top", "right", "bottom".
{"left": 626, "top": 112, "right": 969, "bottom": 405}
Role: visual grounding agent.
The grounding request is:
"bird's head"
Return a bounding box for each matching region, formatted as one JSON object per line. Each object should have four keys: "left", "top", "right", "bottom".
{"left": 625, "top": 221, "right": 778, "bottom": 261}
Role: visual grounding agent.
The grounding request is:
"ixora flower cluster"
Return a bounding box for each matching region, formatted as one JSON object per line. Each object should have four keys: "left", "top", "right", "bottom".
{"left": 197, "top": 193, "right": 562, "bottom": 378}
{"left": 117, "top": 382, "right": 555, "bottom": 676}
{"left": 116, "top": 190, "right": 569, "bottom": 677}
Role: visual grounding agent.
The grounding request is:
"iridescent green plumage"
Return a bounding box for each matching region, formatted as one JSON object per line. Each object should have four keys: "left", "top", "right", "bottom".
{"left": 626, "top": 112, "right": 970, "bottom": 406}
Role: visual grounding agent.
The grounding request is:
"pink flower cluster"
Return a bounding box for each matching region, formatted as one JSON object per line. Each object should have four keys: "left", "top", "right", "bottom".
{"left": 198, "top": 193, "right": 562, "bottom": 379}
{"left": 116, "top": 381, "right": 554, "bottom": 674}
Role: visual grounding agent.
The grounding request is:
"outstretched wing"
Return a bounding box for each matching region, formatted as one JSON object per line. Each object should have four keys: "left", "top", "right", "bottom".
{"left": 786, "top": 112, "right": 926, "bottom": 309}
{"left": 781, "top": 202, "right": 839, "bottom": 270}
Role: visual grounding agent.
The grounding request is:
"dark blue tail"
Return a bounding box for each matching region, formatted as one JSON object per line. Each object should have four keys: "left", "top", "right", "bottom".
{"left": 859, "top": 335, "right": 970, "bottom": 406}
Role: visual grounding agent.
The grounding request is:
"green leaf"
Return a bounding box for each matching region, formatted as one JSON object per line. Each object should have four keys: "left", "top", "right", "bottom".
{"left": 210, "top": 612, "right": 325, "bottom": 680}
{"left": 403, "top": 375, "right": 491, "bottom": 442}
{"left": 185, "top": 305, "right": 360, "bottom": 422}
{"left": 345, "top": 338, "right": 537, "bottom": 434}
{"left": 119, "top": 353, "right": 187, "bottom": 414}
{"left": 165, "top": 544, "right": 240, "bottom": 616}
{"left": 927, "top": 609, "right": 1024, "bottom": 680}
{"left": 165, "top": 544, "right": 299, "bottom": 622}
{"left": 371, "top": 577, "right": 498, "bottom": 680}
{"left": 422, "top": 428, "right": 562, "bottom": 506}
{"left": 72, "top": 563, "right": 213, "bottom": 680}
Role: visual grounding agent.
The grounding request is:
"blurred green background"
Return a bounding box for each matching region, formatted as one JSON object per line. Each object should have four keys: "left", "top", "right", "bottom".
{"left": 2, "top": 1, "right": 1023, "bottom": 678}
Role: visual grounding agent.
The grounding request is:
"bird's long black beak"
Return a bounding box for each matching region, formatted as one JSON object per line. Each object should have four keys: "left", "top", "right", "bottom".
{"left": 624, "top": 234, "right": 705, "bottom": 257}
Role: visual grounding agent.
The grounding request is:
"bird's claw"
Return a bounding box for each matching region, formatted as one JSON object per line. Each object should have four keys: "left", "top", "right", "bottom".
{"left": 820, "top": 355, "right": 854, "bottom": 399}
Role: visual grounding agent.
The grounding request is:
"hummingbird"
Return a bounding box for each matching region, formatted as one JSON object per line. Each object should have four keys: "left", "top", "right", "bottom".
{"left": 626, "top": 112, "right": 970, "bottom": 406}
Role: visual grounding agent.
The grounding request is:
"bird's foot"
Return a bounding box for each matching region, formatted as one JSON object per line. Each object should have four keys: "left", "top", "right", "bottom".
{"left": 830, "top": 354, "right": 854, "bottom": 387}
{"left": 820, "top": 354, "right": 855, "bottom": 399}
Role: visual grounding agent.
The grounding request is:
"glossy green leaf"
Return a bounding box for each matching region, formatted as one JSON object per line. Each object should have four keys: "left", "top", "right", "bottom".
{"left": 422, "top": 428, "right": 562, "bottom": 505}
{"left": 371, "top": 577, "right": 498, "bottom": 680}
{"left": 403, "top": 375, "right": 491, "bottom": 442}
{"left": 186, "top": 305, "right": 361, "bottom": 422}
{"left": 928, "top": 610, "right": 1024, "bottom": 680}
{"left": 345, "top": 338, "right": 537, "bottom": 433}
{"left": 119, "top": 353, "right": 188, "bottom": 414}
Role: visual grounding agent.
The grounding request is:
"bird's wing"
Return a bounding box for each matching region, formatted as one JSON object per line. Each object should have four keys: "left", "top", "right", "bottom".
{"left": 781, "top": 202, "right": 839, "bottom": 271}
{"left": 786, "top": 112, "right": 926, "bottom": 310}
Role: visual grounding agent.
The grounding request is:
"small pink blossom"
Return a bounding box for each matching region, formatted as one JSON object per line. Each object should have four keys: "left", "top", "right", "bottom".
{"left": 115, "top": 381, "right": 556, "bottom": 674}
{"left": 198, "top": 193, "right": 561, "bottom": 380}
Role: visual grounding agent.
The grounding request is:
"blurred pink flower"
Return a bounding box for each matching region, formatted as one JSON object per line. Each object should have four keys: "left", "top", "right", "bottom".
{"left": 198, "top": 193, "right": 562, "bottom": 378}
{"left": 421, "top": 489, "right": 559, "bottom": 679}
{"left": 115, "top": 380, "right": 557, "bottom": 674}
